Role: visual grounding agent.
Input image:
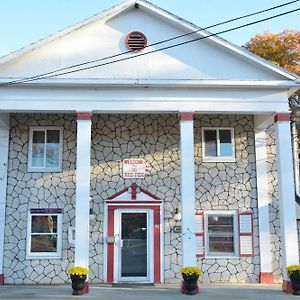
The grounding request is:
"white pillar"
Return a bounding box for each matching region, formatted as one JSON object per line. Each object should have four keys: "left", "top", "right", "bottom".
{"left": 179, "top": 112, "right": 196, "bottom": 267}
{"left": 274, "top": 113, "right": 299, "bottom": 282}
{"left": 254, "top": 126, "right": 273, "bottom": 283}
{"left": 0, "top": 113, "right": 9, "bottom": 284}
{"left": 75, "top": 112, "right": 92, "bottom": 270}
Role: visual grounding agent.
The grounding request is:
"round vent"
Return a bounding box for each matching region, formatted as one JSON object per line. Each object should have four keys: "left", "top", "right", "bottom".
{"left": 126, "top": 31, "right": 147, "bottom": 51}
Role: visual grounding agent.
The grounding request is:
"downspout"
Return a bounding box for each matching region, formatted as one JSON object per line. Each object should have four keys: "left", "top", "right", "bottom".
{"left": 291, "top": 119, "right": 300, "bottom": 218}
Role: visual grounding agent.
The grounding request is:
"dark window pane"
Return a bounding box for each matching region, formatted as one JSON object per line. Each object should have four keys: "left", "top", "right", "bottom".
{"left": 121, "top": 213, "right": 147, "bottom": 277}
{"left": 204, "top": 130, "right": 217, "bottom": 156}
{"left": 208, "top": 236, "right": 234, "bottom": 254}
{"left": 31, "top": 235, "right": 57, "bottom": 252}
{"left": 33, "top": 131, "right": 45, "bottom": 144}
{"left": 47, "top": 130, "right": 60, "bottom": 144}
{"left": 208, "top": 214, "right": 234, "bottom": 255}
{"left": 219, "top": 130, "right": 232, "bottom": 156}
{"left": 31, "top": 216, "right": 57, "bottom": 233}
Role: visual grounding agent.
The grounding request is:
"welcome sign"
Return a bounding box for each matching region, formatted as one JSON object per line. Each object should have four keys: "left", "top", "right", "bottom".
{"left": 122, "top": 159, "right": 151, "bottom": 178}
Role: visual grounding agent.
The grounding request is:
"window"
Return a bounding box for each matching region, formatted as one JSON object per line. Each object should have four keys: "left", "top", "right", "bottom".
{"left": 28, "top": 127, "right": 63, "bottom": 172}
{"left": 202, "top": 128, "right": 235, "bottom": 162}
{"left": 27, "top": 209, "right": 62, "bottom": 258}
{"left": 206, "top": 211, "right": 237, "bottom": 257}
{"left": 196, "top": 210, "right": 254, "bottom": 257}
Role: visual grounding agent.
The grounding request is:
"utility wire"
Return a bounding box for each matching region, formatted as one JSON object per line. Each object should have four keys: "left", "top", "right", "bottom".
{"left": 2, "top": 0, "right": 297, "bottom": 86}
{"left": 2, "top": 3, "right": 300, "bottom": 86}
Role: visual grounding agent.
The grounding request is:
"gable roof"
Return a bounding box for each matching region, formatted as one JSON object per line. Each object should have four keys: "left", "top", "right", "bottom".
{"left": 0, "top": 0, "right": 298, "bottom": 81}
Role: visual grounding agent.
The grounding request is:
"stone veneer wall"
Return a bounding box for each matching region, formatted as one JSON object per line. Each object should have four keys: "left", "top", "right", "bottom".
{"left": 194, "top": 115, "right": 259, "bottom": 283}
{"left": 4, "top": 114, "right": 77, "bottom": 284}
{"left": 90, "top": 114, "right": 181, "bottom": 283}
{"left": 3, "top": 113, "right": 283, "bottom": 284}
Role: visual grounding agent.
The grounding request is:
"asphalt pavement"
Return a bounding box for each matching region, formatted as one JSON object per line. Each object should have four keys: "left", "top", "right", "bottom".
{"left": 0, "top": 283, "right": 295, "bottom": 300}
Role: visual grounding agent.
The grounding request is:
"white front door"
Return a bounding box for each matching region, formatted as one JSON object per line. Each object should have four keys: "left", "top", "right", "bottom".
{"left": 114, "top": 209, "right": 153, "bottom": 283}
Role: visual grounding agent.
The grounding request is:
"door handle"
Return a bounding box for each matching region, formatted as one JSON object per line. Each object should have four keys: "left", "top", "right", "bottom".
{"left": 120, "top": 239, "right": 124, "bottom": 248}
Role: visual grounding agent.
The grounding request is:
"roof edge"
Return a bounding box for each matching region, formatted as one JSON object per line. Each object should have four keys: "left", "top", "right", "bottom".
{"left": 0, "top": 0, "right": 298, "bottom": 81}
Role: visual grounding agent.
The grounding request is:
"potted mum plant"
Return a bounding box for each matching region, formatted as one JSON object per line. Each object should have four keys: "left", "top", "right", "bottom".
{"left": 180, "top": 266, "right": 203, "bottom": 295}
{"left": 67, "top": 266, "right": 90, "bottom": 295}
{"left": 287, "top": 265, "right": 300, "bottom": 295}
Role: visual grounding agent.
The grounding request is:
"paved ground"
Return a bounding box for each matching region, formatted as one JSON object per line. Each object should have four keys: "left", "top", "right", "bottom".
{"left": 0, "top": 284, "right": 295, "bottom": 300}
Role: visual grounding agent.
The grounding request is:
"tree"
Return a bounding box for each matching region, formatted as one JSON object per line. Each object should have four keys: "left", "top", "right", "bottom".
{"left": 245, "top": 29, "right": 300, "bottom": 76}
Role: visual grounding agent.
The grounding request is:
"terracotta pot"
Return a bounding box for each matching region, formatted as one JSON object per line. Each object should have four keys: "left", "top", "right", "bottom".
{"left": 70, "top": 275, "right": 86, "bottom": 295}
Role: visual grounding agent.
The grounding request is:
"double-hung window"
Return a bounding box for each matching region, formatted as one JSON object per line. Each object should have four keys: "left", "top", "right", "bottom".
{"left": 202, "top": 128, "right": 235, "bottom": 162}
{"left": 195, "top": 210, "right": 254, "bottom": 257}
{"left": 27, "top": 209, "right": 62, "bottom": 258}
{"left": 206, "top": 211, "right": 237, "bottom": 257}
{"left": 28, "top": 127, "right": 63, "bottom": 172}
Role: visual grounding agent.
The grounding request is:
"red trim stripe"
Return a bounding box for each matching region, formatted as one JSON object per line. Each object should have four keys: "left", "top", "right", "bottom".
{"left": 77, "top": 112, "right": 92, "bottom": 120}
{"left": 107, "top": 207, "right": 114, "bottom": 283}
{"left": 131, "top": 183, "right": 137, "bottom": 200}
{"left": 180, "top": 112, "right": 194, "bottom": 121}
{"left": 274, "top": 113, "right": 290, "bottom": 123}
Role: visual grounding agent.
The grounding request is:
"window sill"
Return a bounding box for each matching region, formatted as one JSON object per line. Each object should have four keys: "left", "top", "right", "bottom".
{"left": 27, "top": 167, "right": 62, "bottom": 173}
{"left": 203, "top": 256, "right": 238, "bottom": 259}
{"left": 26, "top": 254, "right": 62, "bottom": 260}
{"left": 202, "top": 157, "right": 235, "bottom": 163}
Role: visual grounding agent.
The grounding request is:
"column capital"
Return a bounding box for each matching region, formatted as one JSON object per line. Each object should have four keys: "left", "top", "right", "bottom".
{"left": 179, "top": 112, "right": 194, "bottom": 121}
{"left": 274, "top": 113, "right": 290, "bottom": 123}
{"left": 77, "top": 112, "right": 93, "bottom": 121}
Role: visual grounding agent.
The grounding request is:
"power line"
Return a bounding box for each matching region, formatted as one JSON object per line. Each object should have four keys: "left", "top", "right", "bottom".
{"left": 2, "top": 0, "right": 297, "bottom": 86}
{"left": 2, "top": 3, "right": 300, "bottom": 86}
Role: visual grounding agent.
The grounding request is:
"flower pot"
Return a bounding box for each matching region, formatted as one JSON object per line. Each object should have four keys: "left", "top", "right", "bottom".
{"left": 70, "top": 275, "right": 87, "bottom": 295}
{"left": 182, "top": 275, "right": 199, "bottom": 295}
{"left": 291, "top": 279, "right": 300, "bottom": 295}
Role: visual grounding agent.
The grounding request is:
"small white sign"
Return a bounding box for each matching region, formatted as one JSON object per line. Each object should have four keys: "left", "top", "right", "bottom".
{"left": 122, "top": 159, "right": 151, "bottom": 178}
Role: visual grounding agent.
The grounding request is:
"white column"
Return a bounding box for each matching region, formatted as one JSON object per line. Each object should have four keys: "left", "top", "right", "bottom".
{"left": 179, "top": 112, "right": 196, "bottom": 267}
{"left": 75, "top": 112, "right": 92, "bottom": 269}
{"left": 0, "top": 113, "right": 9, "bottom": 284}
{"left": 254, "top": 126, "right": 273, "bottom": 283}
{"left": 274, "top": 113, "right": 299, "bottom": 281}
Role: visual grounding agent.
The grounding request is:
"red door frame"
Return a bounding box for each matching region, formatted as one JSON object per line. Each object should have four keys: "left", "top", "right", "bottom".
{"left": 106, "top": 202, "right": 161, "bottom": 283}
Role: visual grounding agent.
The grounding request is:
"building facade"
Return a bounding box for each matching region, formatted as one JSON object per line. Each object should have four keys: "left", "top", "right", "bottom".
{"left": 0, "top": 0, "right": 299, "bottom": 289}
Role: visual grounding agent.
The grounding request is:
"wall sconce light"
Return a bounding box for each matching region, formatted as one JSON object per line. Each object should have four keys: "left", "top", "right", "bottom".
{"left": 174, "top": 208, "right": 182, "bottom": 222}
{"left": 89, "top": 208, "right": 96, "bottom": 223}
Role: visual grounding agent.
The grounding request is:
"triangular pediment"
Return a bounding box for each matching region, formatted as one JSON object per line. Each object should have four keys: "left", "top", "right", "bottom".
{"left": 0, "top": 0, "right": 296, "bottom": 82}
{"left": 108, "top": 184, "right": 160, "bottom": 201}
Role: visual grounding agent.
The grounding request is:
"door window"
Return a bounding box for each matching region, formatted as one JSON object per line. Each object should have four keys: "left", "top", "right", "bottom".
{"left": 121, "top": 213, "right": 147, "bottom": 277}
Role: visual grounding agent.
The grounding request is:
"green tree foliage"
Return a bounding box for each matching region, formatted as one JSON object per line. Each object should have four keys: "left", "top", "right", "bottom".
{"left": 245, "top": 30, "right": 300, "bottom": 76}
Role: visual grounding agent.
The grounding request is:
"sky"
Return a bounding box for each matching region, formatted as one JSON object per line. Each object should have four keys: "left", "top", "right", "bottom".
{"left": 0, "top": 0, "right": 299, "bottom": 58}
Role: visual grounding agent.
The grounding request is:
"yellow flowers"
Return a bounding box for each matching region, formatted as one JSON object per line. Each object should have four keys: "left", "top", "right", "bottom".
{"left": 287, "top": 265, "right": 300, "bottom": 280}
{"left": 180, "top": 266, "right": 203, "bottom": 277}
{"left": 67, "top": 266, "right": 90, "bottom": 277}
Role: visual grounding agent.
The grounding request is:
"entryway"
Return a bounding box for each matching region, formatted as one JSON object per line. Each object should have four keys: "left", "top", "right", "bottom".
{"left": 104, "top": 184, "right": 162, "bottom": 284}
{"left": 115, "top": 209, "right": 153, "bottom": 282}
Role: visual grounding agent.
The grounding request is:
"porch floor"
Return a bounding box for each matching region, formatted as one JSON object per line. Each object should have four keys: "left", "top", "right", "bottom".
{"left": 0, "top": 283, "right": 293, "bottom": 299}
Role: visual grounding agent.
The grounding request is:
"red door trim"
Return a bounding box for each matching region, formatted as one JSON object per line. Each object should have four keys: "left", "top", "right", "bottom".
{"left": 107, "top": 207, "right": 115, "bottom": 283}
{"left": 106, "top": 204, "right": 161, "bottom": 283}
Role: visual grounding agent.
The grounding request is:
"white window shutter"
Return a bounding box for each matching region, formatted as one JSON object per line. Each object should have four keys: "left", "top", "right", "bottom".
{"left": 238, "top": 213, "right": 254, "bottom": 256}
{"left": 195, "top": 211, "right": 205, "bottom": 256}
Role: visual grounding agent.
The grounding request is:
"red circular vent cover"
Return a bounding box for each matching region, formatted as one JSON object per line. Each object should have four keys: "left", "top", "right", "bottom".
{"left": 125, "top": 31, "right": 147, "bottom": 51}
